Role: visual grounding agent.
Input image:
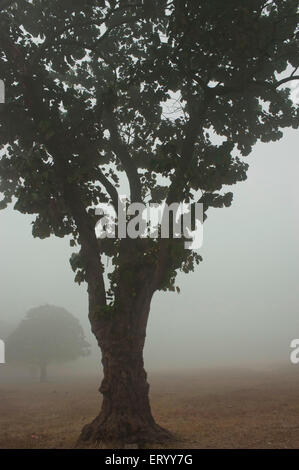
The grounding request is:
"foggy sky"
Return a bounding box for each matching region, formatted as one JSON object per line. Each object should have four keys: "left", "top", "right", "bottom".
{"left": 0, "top": 128, "right": 298, "bottom": 371}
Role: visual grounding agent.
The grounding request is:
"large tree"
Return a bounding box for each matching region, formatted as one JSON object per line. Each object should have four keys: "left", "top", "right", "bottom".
{"left": 0, "top": 0, "right": 298, "bottom": 444}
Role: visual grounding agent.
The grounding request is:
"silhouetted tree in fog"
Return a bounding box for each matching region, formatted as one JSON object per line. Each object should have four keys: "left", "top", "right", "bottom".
{"left": 6, "top": 305, "right": 90, "bottom": 382}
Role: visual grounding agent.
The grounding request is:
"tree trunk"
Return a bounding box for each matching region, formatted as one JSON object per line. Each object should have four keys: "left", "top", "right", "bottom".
{"left": 78, "top": 291, "right": 172, "bottom": 446}
{"left": 39, "top": 363, "right": 47, "bottom": 383}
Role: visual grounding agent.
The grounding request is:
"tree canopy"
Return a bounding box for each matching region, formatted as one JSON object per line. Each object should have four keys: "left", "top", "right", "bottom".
{"left": 0, "top": 1, "right": 298, "bottom": 304}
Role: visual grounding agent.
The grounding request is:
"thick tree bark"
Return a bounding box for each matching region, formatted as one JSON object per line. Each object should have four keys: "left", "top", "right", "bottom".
{"left": 59, "top": 181, "right": 173, "bottom": 445}
{"left": 78, "top": 289, "right": 172, "bottom": 445}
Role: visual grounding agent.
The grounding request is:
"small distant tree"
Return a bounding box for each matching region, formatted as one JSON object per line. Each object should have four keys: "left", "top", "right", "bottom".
{"left": 6, "top": 305, "right": 90, "bottom": 382}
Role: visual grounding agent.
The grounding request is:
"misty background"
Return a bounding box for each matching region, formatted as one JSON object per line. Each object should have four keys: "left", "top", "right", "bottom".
{"left": 0, "top": 127, "right": 298, "bottom": 375}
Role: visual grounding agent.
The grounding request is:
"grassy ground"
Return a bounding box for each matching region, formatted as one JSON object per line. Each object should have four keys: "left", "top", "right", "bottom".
{"left": 1, "top": 367, "right": 299, "bottom": 449}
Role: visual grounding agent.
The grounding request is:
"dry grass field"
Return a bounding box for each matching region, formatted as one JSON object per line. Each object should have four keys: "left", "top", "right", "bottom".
{"left": 1, "top": 366, "right": 299, "bottom": 449}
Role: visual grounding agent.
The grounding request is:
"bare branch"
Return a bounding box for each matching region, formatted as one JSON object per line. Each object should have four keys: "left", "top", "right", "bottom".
{"left": 274, "top": 75, "right": 299, "bottom": 88}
